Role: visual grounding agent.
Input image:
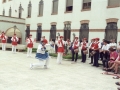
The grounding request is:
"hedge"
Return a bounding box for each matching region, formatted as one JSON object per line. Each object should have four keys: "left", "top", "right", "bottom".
{"left": 49, "top": 53, "right": 81, "bottom": 59}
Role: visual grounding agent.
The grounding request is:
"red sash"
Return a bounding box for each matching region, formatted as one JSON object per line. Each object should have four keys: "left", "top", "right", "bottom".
{"left": 12, "top": 37, "right": 17, "bottom": 45}
{"left": 74, "top": 41, "right": 78, "bottom": 49}
{"left": 27, "top": 38, "right": 33, "bottom": 48}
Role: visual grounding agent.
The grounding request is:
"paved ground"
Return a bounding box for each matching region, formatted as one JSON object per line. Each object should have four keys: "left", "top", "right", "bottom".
{"left": 0, "top": 50, "right": 119, "bottom": 90}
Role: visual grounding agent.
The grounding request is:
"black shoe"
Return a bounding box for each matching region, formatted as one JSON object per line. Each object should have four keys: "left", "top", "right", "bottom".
{"left": 93, "top": 65, "right": 96, "bottom": 66}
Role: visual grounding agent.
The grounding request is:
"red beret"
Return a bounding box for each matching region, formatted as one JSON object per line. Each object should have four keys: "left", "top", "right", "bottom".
{"left": 95, "top": 38, "right": 99, "bottom": 40}
{"left": 75, "top": 37, "right": 78, "bottom": 39}
{"left": 60, "top": 36, "right": 63, "bottom": 38}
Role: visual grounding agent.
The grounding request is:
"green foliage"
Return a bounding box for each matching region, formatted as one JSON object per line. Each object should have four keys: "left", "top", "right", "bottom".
{"left": 49, "top": 53, "right": 81, "bottom": 59}
{"left": 25, "top": 48, "right": 37, "bottom": 52}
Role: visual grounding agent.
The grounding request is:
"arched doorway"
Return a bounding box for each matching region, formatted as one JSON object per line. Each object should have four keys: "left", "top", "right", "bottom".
{"left": 105, "top": 22, "right": 118, "bottom": 42}
{"left": 5, "top": 27, "right": 22, "bottom": 44}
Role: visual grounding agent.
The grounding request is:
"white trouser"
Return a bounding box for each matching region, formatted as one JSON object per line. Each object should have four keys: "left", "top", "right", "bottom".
{"left": 57, "top": 52, "right": 63, "bottom": 64}
{"left": 32, "top": 59, "right": 49, "bottom": 67}
{"left": 12, "top": 45, "right": 17, "bottom": 53}
{"left": 27, "top": 47, "right": 32, "bottom": 56}
{"left": 2, "top": 43, "right": 6, "bottom": 51}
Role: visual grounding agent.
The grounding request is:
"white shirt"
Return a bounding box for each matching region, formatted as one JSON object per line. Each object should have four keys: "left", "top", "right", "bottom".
{"left": 37, "top": 44, "right": 45, "bottom": 54}
{"left": 102, "top": 44, "right": 109, "bottom": 50}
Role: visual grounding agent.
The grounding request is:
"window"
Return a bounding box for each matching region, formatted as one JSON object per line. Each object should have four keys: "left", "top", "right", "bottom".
{"left": 3, "top": 9, "right": 5, "bottom": 16}
{"left": 27, "top": 1, "right": 32, "bottom": 18}
{"left": 82, "top": 0, "right": 91, "bottom": 9}
{"left": 64, "top": 22, "right": 71, "bottom": 41}
{"left": 108, "top": 0, "right": 120, "bottom": 7}
{"left": 2, "top": 0, "right": 6, "bottom": 3}
{"left": 36, "top": 25, "right": 42, "bottom": 41}
{"left": 38, "top": 0, "right": 44, "bottom": 16}
{"left": 26, "top": 25, "right": 30, "bottom": 38}
{"left": 79, "top": 23, "right": 89, "bottom": 42}
{"left": 9, "top": 6, "right": 12, "bottom": 17}
{"left": 105, "top": 22, "right": 118, "bottom": 41}
{"left": 50, "top": 25, "right": 56, "bottom": 41}
{"left": 19, "top": 3, "right": 22, "bottom": 18}
{"left": 52, "top": 0, "right": 58, "bottom": 14}
{"left": 66, "top": 0, "right": 73, "bottom": 12}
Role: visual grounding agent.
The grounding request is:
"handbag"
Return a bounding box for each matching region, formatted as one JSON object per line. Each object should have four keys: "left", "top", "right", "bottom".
{"left": 74, "top": 48, "right": 79, "bottom": 53}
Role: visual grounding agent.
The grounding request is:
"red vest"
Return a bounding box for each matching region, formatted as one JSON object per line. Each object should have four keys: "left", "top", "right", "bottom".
{"left": 27, "top": 38, "right": 33, "bottom": 48}
{"left": 82, "top": 42, "right": 87, "bottom": 50}
{"left": 94, "top": 42, "right": 99, "bottom": 50}
{"left": 12, "top": 37, "right": 18, "bottom": 45}
{"left": 1, "top": 35, "right": 6, "bottom": 43}
{"left": 57, "top": 40, "right": 64, "bottom": 53}
{"left": 74, "top": 41, "right": 78, "bottom": 49}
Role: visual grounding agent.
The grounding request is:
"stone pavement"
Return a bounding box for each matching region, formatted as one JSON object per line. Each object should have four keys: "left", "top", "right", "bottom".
{"left": 0, "top": 51, "right": 119, "bottom": 90}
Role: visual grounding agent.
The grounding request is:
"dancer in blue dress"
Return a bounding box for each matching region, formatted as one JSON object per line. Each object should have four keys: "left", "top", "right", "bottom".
{"left": 30, "top": 40, "right": 49, "bottom": 69}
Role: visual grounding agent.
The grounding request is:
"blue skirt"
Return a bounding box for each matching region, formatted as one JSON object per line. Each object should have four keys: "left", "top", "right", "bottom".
{"left": 35, "top": 52, "right": 49, "bottom": 60}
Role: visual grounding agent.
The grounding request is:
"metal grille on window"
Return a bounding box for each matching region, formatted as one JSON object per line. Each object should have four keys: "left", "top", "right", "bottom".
{"left": 28, "top": 1, "right": 32, "bottom": 17}
{"left": 108, "top": 0, "right": 120, "bottom": 6}
{"left": 105, "top": 22, "right": 118, "bottom": 42}
{"left": 38, "top": 0, "right": 43, "bottom": 16}
{"left": 26, "top": 26, "right": 30, "bottom": 38}
{"left": 83, "top": 0, "right": 91, "bottom": 9}
{"left": 50, "top": 25, "right": 56, "bottom": 41}
{"left": 52, "top": 0, "right": 58, "bottom": 14}
{"left": 36, "top": 26, "right": 42, "bottom": 41}
{"left": 64, "top": 22, "right": 71, "bottom": 41}
{"left": 79, "top": 23, "right": 89, "bottom": 42}
{"left": 9, "top": 6, "right": 12, "bottom": 17}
